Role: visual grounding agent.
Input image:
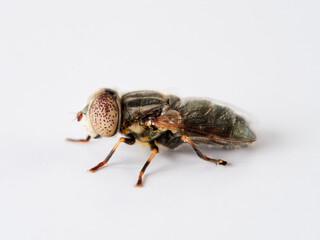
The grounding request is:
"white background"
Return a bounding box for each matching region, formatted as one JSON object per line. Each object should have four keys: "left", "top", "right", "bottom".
{"left": 1, "top": 0, "right": 319, "bottom": 239}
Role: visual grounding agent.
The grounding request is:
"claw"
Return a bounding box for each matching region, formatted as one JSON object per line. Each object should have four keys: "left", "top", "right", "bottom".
{"left": 216, "top": 160, "right": 228, "bottom": 166}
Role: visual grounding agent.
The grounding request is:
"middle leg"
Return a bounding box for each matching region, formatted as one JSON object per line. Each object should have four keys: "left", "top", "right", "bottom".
{"left": 136, "top": 142, "right": 159, "bottom": 187}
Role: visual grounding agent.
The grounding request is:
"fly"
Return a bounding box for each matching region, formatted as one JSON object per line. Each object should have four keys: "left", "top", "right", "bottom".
{"left": 67, "top": 89, "right": 256, "bottom": 187}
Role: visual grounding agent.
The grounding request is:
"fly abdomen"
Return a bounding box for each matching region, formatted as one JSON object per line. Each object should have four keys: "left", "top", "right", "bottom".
{"left": 230, "top": 114, "right": 256, "bottom": 144}
{"left": 178, "top": 100, "right": 256, "bottom": 146}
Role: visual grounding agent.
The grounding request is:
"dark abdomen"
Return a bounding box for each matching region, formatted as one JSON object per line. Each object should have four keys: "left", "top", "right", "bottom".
{"left": 178, "top": 99, "right": 256, "bottom": 146}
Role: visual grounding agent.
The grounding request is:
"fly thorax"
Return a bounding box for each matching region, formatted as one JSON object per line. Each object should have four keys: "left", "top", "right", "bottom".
{"left": 128, "top": 122, "right": 145, "bottom": 134}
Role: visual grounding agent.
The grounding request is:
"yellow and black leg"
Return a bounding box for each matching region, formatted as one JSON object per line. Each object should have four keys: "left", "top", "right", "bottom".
{"left": 88, "top": 137, "right": 136, "bottom": 173}
{"left": 136, "top": 142, "right": 159, "bottom": 187}
{"left": 181, "top": 135, "right": 227, "bottom": 165}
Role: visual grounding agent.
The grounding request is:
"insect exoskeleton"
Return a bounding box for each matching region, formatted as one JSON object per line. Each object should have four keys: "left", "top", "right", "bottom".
{"left": 67, "top": 88, "right": 256, "bottom": 187}
{"left": 82, "top": 88, "right": 121, "bottom": 138}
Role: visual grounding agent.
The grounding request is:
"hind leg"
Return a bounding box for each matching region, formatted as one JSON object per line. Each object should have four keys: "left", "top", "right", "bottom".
{"left": 181, "top": 136, "right": 227, "bottom": 165}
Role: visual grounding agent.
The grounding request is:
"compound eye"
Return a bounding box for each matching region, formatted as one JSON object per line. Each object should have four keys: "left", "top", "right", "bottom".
{"left": 89, "top": 94, "right": 119, "bottom": 137}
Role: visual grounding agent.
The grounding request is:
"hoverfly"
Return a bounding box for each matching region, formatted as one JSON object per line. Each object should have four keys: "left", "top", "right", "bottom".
{"left": 67, "top": 89, "right": 256, "bottom": 187}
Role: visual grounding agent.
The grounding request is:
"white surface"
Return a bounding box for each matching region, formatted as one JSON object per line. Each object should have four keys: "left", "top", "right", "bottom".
{"left": 1, "top": 1, "right": 319, "bottom": 239}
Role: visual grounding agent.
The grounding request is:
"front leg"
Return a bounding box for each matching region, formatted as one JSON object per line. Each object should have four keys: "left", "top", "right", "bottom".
{"left": 88, "top": 136, "right": 136, "bottom": 172}
{"left": 66, "top": 135, "right": 91, "bottom": 143}
{"left": 65, "top": 112, "right": 91, "bottom": 142}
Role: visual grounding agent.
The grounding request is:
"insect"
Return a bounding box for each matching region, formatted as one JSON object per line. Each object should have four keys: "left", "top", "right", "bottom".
{"left": 67, "top": 88, "right": 256, "bottom": 187}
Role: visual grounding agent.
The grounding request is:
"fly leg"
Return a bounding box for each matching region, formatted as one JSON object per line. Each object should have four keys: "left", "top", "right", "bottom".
{"left": 65, "top": 112, "right": 91, "bottom": 142}
{"left": 88, "top": 137, "right": 136, "bottom": 172}
{"left": 66, "top": 135, "right": 91, "bottom": 143}
{"left": 181, "top": 135, "right": 227, "bottom": 166}
{"left": 136, "top": 142, "right": 159, "bottom": 187}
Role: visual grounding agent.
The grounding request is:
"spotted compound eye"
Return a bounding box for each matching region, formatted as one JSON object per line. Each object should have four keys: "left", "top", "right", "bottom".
{"left": 89, "top": 94, "right": 119, "bottom": 137}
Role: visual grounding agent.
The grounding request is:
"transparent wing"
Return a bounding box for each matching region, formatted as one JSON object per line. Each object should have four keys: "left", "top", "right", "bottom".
{"left": 153, "top": 100, "right": 256, "bottom": 146}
